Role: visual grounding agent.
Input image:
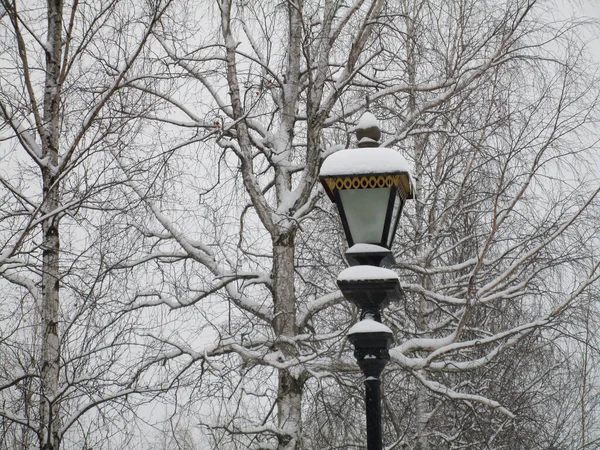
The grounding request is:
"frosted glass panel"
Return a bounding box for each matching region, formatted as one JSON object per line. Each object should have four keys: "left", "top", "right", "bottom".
{"left": 339, "top": 188, "right": 390, "bottom": 244}
{"left": 386, "top": 194, "right": 402, "bottom": 247}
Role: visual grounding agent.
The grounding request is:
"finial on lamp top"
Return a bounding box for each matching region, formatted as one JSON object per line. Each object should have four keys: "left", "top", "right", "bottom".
{"left": 355, "top": 111, "right": 381, "bottom": 147}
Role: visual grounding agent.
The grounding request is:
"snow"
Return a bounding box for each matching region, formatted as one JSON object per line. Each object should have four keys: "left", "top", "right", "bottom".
{"left": 346, "top": 243, "right": 389, "bottom": 254}
{"left": 348, "top": 317, "right": 393, "bottom": 335}
{"left": 320, "top": 147, "right": 411, "bottom": 176}
{"left": 358, "top": 137, "right": 378, "bottom": 145}
{"left": 327, "top": 143, "right": 346, "bottom": 153}
{"left": 0, "top": 249, "right": 10, "bottom": 262}
{"left": 337, "top": 265, "right": 398, "bottom": 282}
{"left": 356, "top": 111, "right": 379, "bottom": 129}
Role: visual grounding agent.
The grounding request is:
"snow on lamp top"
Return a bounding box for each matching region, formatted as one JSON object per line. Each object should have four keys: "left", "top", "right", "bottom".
{"left": 319, "top": 111, "right": 412, "bottom": 196}
{"left": 356, "top": 111, "right": 380, "bottom": 130}
{"left": 348, "top": 316, "right": 393, "bottom": 335}
{"left": 319, "top": 146, "right": 411, "bottom": 178}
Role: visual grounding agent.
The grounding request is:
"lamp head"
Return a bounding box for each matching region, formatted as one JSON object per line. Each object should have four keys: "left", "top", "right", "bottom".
{"left": 319, "top": 112, "right": 413, "bottom": 249}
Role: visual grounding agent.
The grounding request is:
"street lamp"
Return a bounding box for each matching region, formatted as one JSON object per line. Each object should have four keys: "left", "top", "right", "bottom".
{"left": 319, "top": 112, "right": 413, "bottom": 450}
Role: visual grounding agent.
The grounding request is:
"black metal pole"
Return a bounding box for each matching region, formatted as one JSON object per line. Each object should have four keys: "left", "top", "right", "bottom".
{"left": 348, "top": 332, "right": 392, "bottom": 450}
{"left": 365, "top": 376, "right": 382, "bottom": 450}
{"left": 341, "top": 270, "right": 397, "bottom": 450}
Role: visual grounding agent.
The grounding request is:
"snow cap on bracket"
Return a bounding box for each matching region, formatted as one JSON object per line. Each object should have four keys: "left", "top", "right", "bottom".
{"left": 337, "top": 265, "right": 398, "bottom": 283}
{"left": 347, "top": 316, "right": 394, "bottom": 379}
{"left": 345, "top": 243, "right": 394, "bottom": 267}
{"left": 348, "top": 316, "right": 393, "bottom": 335}
{"left": 336, "top": 265, "right": 401, "bottom": 314}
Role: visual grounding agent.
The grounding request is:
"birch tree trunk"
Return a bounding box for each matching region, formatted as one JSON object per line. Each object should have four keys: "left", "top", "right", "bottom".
{"left": 273, "top": 235, "right": 303, "bottom": 450}
{"left": 39, "top": 1, "right": 63, "bottom": 448}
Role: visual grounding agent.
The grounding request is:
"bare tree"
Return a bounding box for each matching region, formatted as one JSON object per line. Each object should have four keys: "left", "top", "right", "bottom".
{"left": 106, "top": 0, "right": 600, "bottom": 449}
{"left": 379, "top": 1, "right": 600, "bottom": 447}
{"left": 0, "top": 1, "right": 174, "bottom": 449}
{"left": 3, "top": 0, "right": 600, "bottom": 449}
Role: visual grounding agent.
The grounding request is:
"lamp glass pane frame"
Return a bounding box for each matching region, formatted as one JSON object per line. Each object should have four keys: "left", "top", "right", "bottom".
{"left": 334, "top": 184, "right": 404, "bottom": 248}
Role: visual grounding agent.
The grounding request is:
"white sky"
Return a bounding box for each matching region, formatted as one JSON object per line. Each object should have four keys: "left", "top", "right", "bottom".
{"left": 574, "top": 1, "right": 600, "bottom": 58}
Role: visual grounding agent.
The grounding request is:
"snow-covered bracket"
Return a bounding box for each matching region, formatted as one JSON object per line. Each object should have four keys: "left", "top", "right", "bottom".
{"left": 336, "top": 265, "right": 401, "bottom": 322}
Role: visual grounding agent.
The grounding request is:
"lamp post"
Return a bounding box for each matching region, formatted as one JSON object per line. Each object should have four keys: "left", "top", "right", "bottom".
{"left": 319, "top": 112, "right": 413, "bottom": 450}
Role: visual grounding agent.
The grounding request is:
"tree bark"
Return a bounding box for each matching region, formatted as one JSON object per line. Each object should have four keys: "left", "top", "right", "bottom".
{"left": 272, "top": 233, "right": 303, "bottom": 450}
{"left": 40, "top": 1, "right": 63, "bottom": 449}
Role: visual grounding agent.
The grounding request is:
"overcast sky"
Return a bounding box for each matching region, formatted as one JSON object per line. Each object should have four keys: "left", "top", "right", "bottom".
{"left": 575, "top": 1, "right": 600, "bottom": 59}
